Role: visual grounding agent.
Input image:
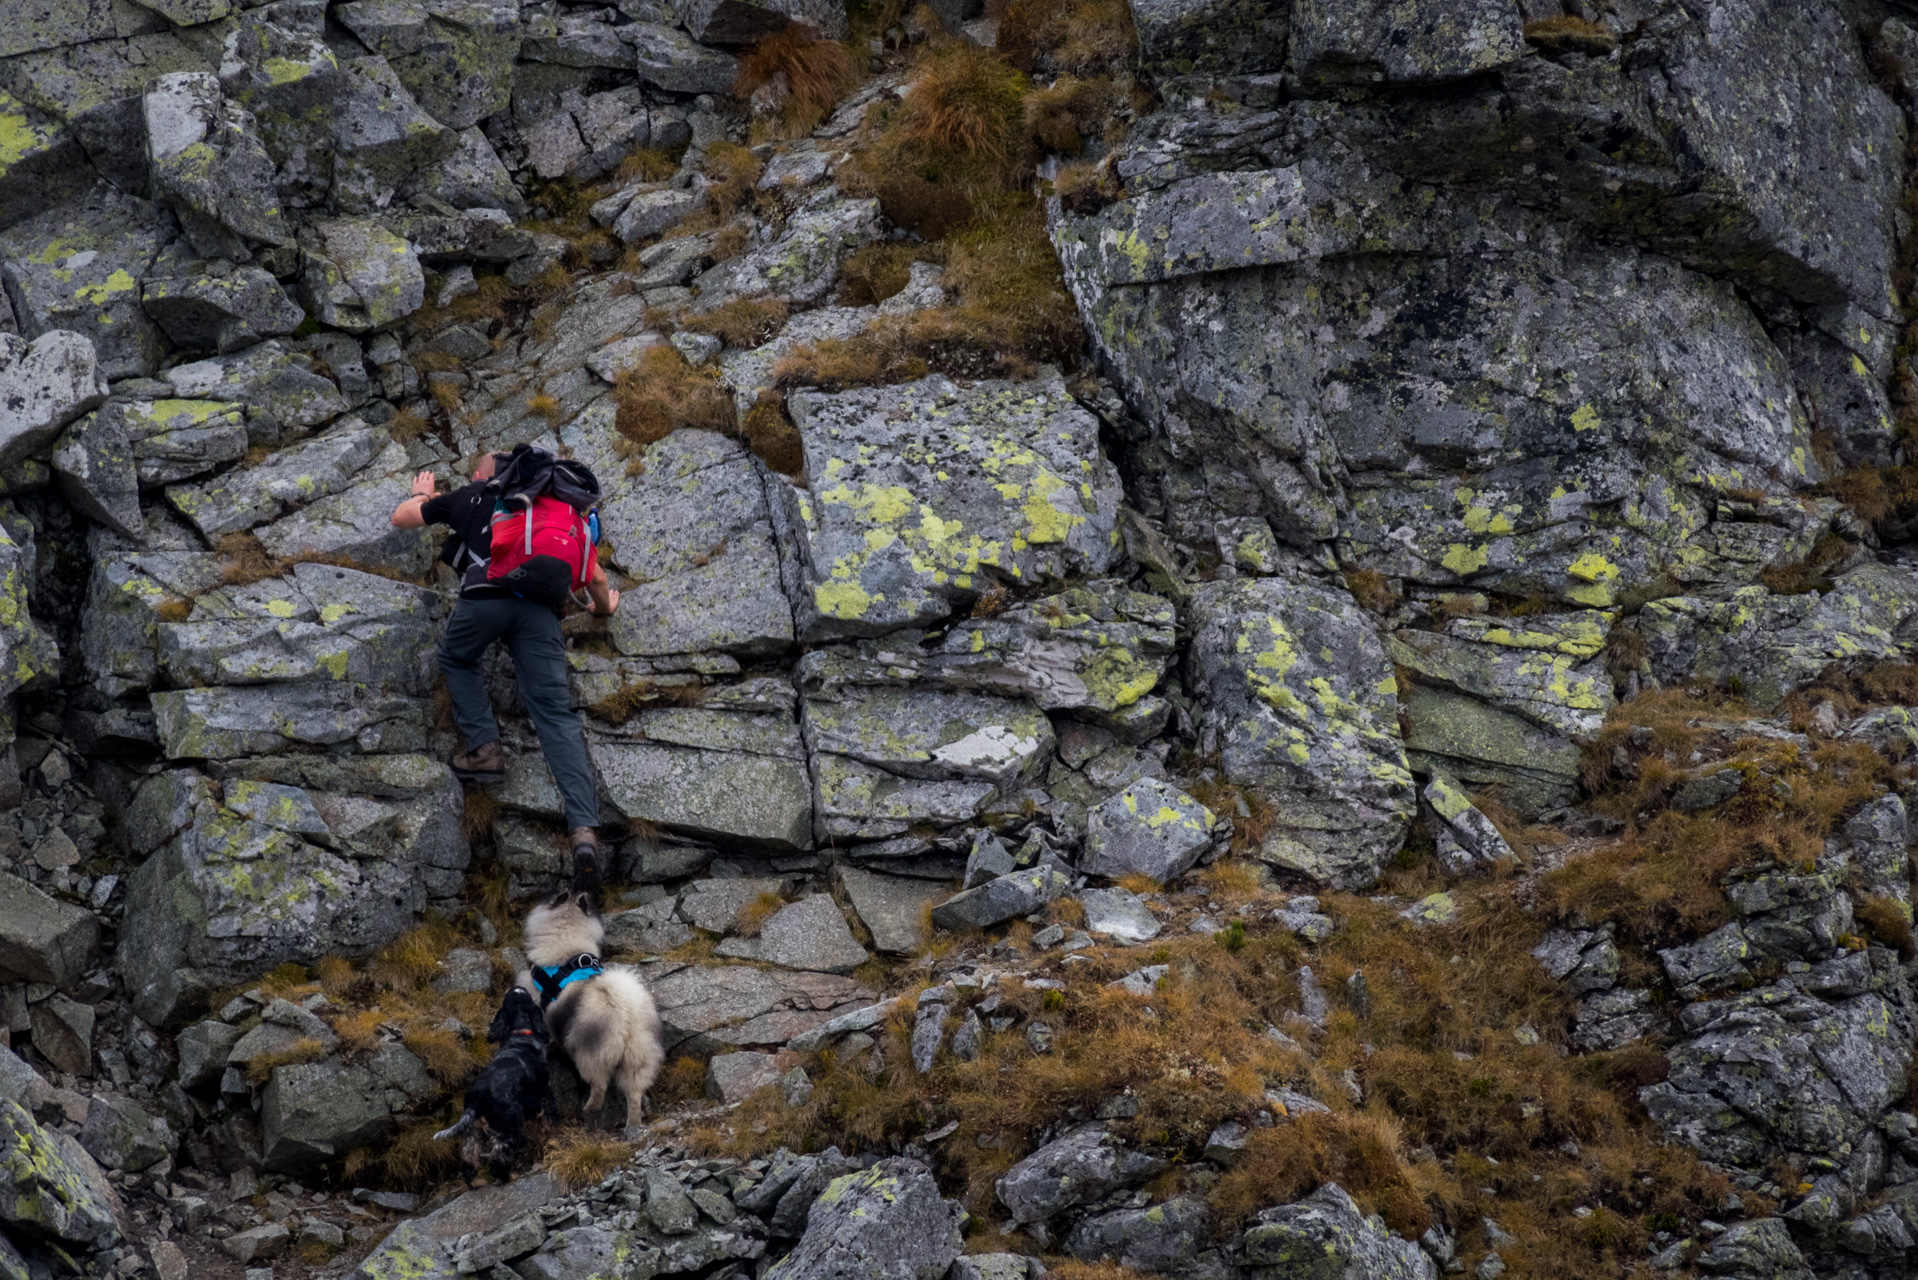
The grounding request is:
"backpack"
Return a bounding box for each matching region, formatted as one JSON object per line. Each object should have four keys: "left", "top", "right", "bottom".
{"left": 483, "top": 445, "right": 603, "bottom": 612}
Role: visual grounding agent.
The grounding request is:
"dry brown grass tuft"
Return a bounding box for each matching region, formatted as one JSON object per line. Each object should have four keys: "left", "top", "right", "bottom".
{"left": 528, "top": 392, "right": 566, "bottom": 429}
{"left": 703, "top": 141, "right": 766, "bottom": 222}
{"left": 545, "top": 1129, "right": 635, "bottom": 1190}
{"left": 404, "top": 1023, "right": 485, "bottom": 1086}
{"left": 374, "top": 918, "right": 465, "bottom": 990}
{"left": 734, "top": 25, "right": 858, "bottom": 137}
{"left": 616, "top": 147, "right": 680, "bottom": 183}
{"left": 1212, "top": 1111, "right": 1429, "bottom": 1236}
{"left": 734, "top": 891, "right": 787, "bottom": 938}
{"left": 1043, "top": 1264, "right": 1146, "bottom": 1280}
{"left": 994, "top": 0, "right": 1136, "bottom": 77}
{"left": 244, "top": 1037, "right": 331, "bottom": 1086}
{"left": 1024, "top": 75, "right": 1117, "bottom": 155}
{"left": 742, "top": 390, "right": 806, "bottom": 476}
{"left": 654, "top": 1055, "right": 711, "bottom": 1106}
{"left": 216, "top": 531, "right": 289, "bottom": 586}
{"left": 463, "top": 790, "right": 502, "bottom": 844}
{"left": 1522, "top": 16, "right": 1618, "bottom": 55}
{"left": 613, "top": 345, "right": 738, "bottom": 450}
{"left": 1544, "top": 687, "right": 1906, "bottom": 948}
{"left": 774, "top": 203, "right": 1078, "bottom": 389}
{"left": 679, "top": 297, "right": 791, "bottom": 350}
{"left": 585, "top": 677, "right": 705, "bottom": 725}
{"left": 837, "top": 241, "right": 940, "bottom": 306}
{"left": 1856, "top": 894, "right": 1916, "bottom": 958}
{"left": 1343, "top": 568, "right": 1397, "bottom": 615}
{"left": 154, "top": 596, "right": 194, "bottom": 623}
{"left": 375, "top": 1110, "right": 466, "bottom": 1188}
{"left": 897, "top": 40, "right": 1028, "bottom": 165}
{"left": 387, "top": 408, "right": 431, "bottom": 443}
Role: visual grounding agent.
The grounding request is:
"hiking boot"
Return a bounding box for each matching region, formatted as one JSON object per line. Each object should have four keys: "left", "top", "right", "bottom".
{"left": 451, "top": 739, "right": 507, "bottom": 785}
{"left": 570, "top": 828, "right": 602, "bottom": 892}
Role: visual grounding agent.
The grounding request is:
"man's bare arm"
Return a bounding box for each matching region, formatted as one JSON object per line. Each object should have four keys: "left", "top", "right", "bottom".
{"left": 586, "top": 556, "right": 619, "bottom": 615}
{"left": 391, "top": 471, "right": 438, "bottom": 527}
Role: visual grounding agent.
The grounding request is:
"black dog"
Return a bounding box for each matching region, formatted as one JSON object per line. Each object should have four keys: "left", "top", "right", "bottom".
{"left": 434, "top": 986, "right": 553, "bottom": 1180}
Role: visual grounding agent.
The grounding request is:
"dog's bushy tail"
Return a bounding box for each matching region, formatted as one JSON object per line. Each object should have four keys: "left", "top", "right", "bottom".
{"left": 433, "top": 1109, "right": 477, "bottom": 1142}
{"left": 603, "top": 970, "right": 664, "bottom": 1122}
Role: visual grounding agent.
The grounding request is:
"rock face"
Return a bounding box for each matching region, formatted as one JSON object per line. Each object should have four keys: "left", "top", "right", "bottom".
{"left": 0, "top": 1098, "right": 119, "bottom": 1247}
{"left": 774, "top": 376, "right": 1125, "bottom": 639}
{"left": 1187, "top": 577, "right": 1414, "bottom": 887}
{"left": 764, "top": 1159, "right": 964, "bottom": 1280}
{"left": 2, "top": 5, "right": 1918, "bottom": 1280}
{"left": 118, "top": 757, "right": 466, "bottom": 1025}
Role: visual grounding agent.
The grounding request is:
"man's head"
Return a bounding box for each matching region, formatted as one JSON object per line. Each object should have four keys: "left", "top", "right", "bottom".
{"left": 474, "top": 452, "right": 509, "bottom": 482}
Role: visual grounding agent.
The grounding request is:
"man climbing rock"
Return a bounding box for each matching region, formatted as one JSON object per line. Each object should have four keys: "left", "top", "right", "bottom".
{"left": 391, "top": 449, "right": 619, "bottom": 891}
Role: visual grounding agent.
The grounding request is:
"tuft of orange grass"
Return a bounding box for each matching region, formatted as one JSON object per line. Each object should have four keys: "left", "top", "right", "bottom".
{"left": 734, "top": 891, "right": 786, "bottom": 938}
{"left": 545, "top": 1128, "right": 635, "bottom": 1190}
{"left": 733, "top": 25, "right": 858, "bottom": 136}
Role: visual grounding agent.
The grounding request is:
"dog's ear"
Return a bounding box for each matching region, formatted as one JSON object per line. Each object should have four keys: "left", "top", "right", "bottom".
{"left": 574, "top": 891, "right": 598, "bottom": 918}
{"left": 486, "top": 999, "right": 512, "bottom": 1044}
{"left": 527, "top": 999, "right": 549, "bottom": 1037}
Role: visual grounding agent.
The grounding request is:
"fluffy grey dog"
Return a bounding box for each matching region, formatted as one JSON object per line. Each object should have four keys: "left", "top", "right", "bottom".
{"left": 518, "top": 889, "right": 664, "bottom": 1126}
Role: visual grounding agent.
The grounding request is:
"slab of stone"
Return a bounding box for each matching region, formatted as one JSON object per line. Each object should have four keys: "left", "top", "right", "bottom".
{"left": 750, "top": 896, "right": 867, "bottom": 975}
{"left": 649, "top": 963, "right": 875, "bottom": 1053}
{"left": 0, "top": 330, "right": 108, "bottom": 469}
{"left": 930, "top": 866, "right": 1069, "bottom": 932}
{"left": 0, "top": 869, "right": 100, "bottom": 988}
{"left": 837, "top": 867, "right": 941, "bottom": 955}
{"left": 1081, "top": 778, "right": 1217, "bottom": 883}
{"left": 773, "top": 375, "right": 1123, "bottom": 639}
{"left": 706, "top": 1051, "right": 782, "bottom": 1105}
{"left": 1187, "top": 577, "right": 1415, "bottom": 888}
{"left": 0, "top": 1098, "right": 120, "bottom": 1247}
{"left": 1079, "top": 887, "right": 1161, "bottom": 944}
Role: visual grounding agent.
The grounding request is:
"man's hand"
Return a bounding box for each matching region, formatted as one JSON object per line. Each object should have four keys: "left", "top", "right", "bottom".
{"left": 589, "top": 588, "right": 620, "bottom": 617}
{"left": 392, "top": 471, "right": 438, "bottom": 529}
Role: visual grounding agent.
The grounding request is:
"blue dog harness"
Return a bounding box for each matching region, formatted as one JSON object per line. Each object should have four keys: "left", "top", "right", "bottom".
{"left": 532, "top": 952, "right": 602, "bottom": 1007}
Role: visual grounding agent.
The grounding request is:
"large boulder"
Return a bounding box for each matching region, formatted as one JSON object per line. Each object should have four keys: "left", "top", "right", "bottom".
{"left": 1186, "top": 577, "right": 1414, "bottom": 888}
{"left": 52, "top": 404, "right": 142, "bottom": 540}
{"left": 926, "top": 581, "right": 1177, "bottom": 728}
{"left": 1628, "top": 564, "right": 1918, "bottom": 709}
{"left": 329, "top": 55, "right": 460, "bottom": 213}
{"left": 117, "top": 757, "right": 466, "bottom": 1025}
{"left": 1238, "top": 1182, "right": 1435, "bottom": 1279}
{"left": 1052, "top": 0, "right": 1901, "bottom": 610}
{"left": 141, "top": 72, "right": 287, "bottom": 258}
{"left": 648, "top": 962, "right": 875, "bottom": 1054}
{"left": 0, "top": 330, "right": 107, "bottom": 468}
{"left": 0, "top": 185, "right": 173, "bottom": 379}
{"left": 153, "top": 562, "right": 441, "bottom": 693}
{"left": 996, "top": 1125, "right": 1166, "bottom": 1225}
{"left": 261, "top": 1047, "right": 435, "bottom": 1171}
{"left": 0, "top": 1099, "right": 119, "bottom": 1247}
{"left": 141, "top": 265, "right": 304, "bottom": 356}
{"left": 589, "top": 702, "right": 814, "bottom": 853}
{"left": 802, "top": 679, "right": 1053, "bottom": 841}
{"left": 764, "top": 1159, "right": 963, "bottom": 1280}
{"left": 334, "top": 0, "right": 521, "bottom": 131}
{"left": 166, "top": 418, "right": 389, "bottom": 539}
{"left": 162, "top": 340, "right": 349, "bottom": 448}
{"left": 117, "top": 397, "right": 249, "bottom": 486}
{"left": 0, "top": 869, "right": 100, "bottom": 989}
{"left": 300, "top": 219, "right": 425, "bottom": 333}
{"left": 0, "top": 90, "right": 92, "bottom": 231}
{"left": 1081, "top": 777, "right": 1219, "bottom": 883}
{"left": 772, "top": 375, "right": 1125, "bottom": 639}
{"left": 594, "top": 427, "right": 794, "bottom": 659}
{"left": 1642, "top": 977, "right": 1913, "bottom": 1179}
